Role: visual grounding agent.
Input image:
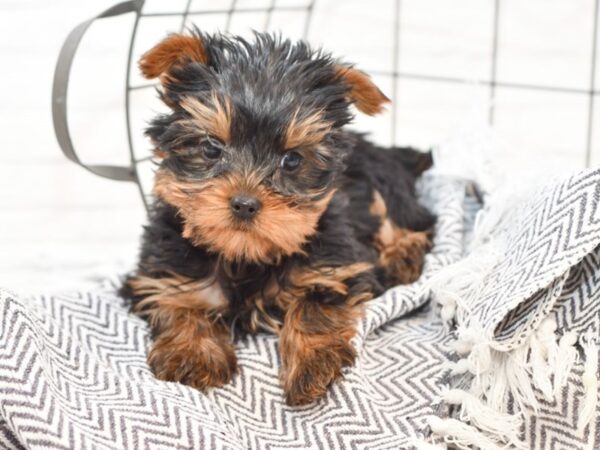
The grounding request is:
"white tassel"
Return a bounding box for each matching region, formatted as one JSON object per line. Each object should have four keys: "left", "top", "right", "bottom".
{"left": 578, "top": 338, "right": 598, "bottom": 432}
{"left": 482, "top": 360, "right": 508, "bottom": 412}
{"left": 537, "top": 318, "right": 559, "bottom": 369}
{"left": 504, "top": 342, "right": 540, "bottom": 414}
{"left": 477, "top": 344, "right": 538, "bottom": 414}
{"left": 431, "top": 290, "right": 458, "bottom": 330}
{"left": 428, "top": 242, "right": 501, "bottom": 325}
{"left": 440, "top": 300, "right": 456, "bottom": 328}
{"left": 427, "top": 416, "right": 511, "bottom": 450}
{"left": 452, "top": 325, "right": 489, "bottom": 354}
{"left": 450, "top": 338, "right": 475, "bottom": 355}
{"left": 553, "top": 332, "right": 578, "bottom": 394}
{"left": 470, "top": 341, "right": 493, "bottom": 375}
{"left": 441, "top": 389, "right": 525, "bottom": 449}
{"left": 529, "top": 333, "right": 554, "bottom": 401}
{"left": 446, "top": 358, "right": 475, "bottom": 376}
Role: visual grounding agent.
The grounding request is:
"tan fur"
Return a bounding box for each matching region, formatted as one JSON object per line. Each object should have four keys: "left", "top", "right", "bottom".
{"left": 285, "top": 110, "right": 332, "bottom": 149}
{"left": 336, "top": 66, "right": 390, "bottom": 115}
{"left": 370, "top": 190, "right": 431, "bottom": 285}
{"left": 289, "top": 262, "right": 373, "bottom": 297}
{"left": 369, "top": 189, "right": 387, "bottom": 217}
{"left": 148, "top": 310, "right": 237, "bottom": 390}
{"left": 129, "top": 274, "right": 228, "bottom": 327}
{"left": 279, "top": 300, "right": 362, "bottom": 405}
{"left": 128, "top": 274, "right": 236, "bottom": 389}
{"left": 139, "top": 34, "right": 208, "bottom": 79}
{"left": 180, "top": 94, "right": 232, "bottom": 144}
{"left": 153, "top": 148, "right": 167, "bottom": 159}
{"left": 154, "top": 170, "right": 335, "bottom": 264}
{"left": 241, "top": 262, "right": 373, "bottom": 335}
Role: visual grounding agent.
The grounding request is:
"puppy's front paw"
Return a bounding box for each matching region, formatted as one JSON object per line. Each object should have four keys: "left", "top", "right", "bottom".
{"left": 281, "top": 341, "right": 356, "bottom": 406}
{"left": 149, "top": 335, "right": 237, "bottom": 390}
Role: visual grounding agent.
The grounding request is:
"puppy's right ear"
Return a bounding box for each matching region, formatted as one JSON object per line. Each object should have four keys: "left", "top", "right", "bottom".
{"left": 139, "top": 33, "right": 208, "bottom": 79}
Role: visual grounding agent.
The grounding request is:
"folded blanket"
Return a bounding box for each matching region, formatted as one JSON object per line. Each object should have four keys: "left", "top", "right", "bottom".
{"left": 0, "top": 168, "right": 598, "bottom": 450}
{"left": 427, "top": 167, "right": 600, "bottom": 450}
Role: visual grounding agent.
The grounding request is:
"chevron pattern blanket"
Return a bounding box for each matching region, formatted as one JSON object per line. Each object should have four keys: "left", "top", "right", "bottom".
{"left": 0, "top": 169, "right": 599, "bottom": 450}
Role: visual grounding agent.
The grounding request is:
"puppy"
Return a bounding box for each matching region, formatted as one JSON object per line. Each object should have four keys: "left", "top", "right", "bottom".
{"left": 122, "top": 30, "right": 435, "bottom": 406}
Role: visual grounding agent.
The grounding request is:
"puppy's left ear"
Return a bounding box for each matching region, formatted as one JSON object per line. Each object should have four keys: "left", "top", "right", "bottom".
{"left": 139, "top": 33, "right": 208, "bottom": 79}
{"left": 336, "top": 66, "right": 390, "bottom": 116}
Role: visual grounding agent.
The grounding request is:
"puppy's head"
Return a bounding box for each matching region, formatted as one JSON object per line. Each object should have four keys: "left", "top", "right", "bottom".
{"left": 141, "top": 30, "right": 389, "bottom": 264}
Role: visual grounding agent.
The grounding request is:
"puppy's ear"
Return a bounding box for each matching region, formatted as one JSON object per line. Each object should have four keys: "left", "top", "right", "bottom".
{"left": 336, "top": 66, "right": 390, "bottom": 116}
{"left": 139, "top": 33, "right": 208, "bottom": 79}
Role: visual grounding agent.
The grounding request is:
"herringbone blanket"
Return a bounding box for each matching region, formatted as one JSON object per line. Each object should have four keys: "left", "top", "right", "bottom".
{"left": 0, "top": 168, "right": 599, "bottom": 449}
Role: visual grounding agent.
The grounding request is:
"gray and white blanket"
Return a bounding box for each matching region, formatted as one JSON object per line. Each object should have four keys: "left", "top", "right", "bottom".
{"left": 0, "top": 168, "right": 599, "bottom": 449}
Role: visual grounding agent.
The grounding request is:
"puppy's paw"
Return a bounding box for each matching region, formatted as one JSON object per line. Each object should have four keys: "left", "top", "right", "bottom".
{"left": 281, "top": 342, "right": 356, "bottom": 406}
{"left": 148, "top": 336, "right": 237, "bottom": 390}
{"left": 380, "top": 229, "right": 430, "bottom": 284}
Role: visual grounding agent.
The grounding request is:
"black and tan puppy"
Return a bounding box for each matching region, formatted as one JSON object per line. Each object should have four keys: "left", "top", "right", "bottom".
{"left": 123, "top": 30, "right": 435, "bottom": 406}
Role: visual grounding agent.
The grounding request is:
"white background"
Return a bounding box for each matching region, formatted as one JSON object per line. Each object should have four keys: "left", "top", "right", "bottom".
{"left": 1, "top": 0, "right": 597, "bottom": 294}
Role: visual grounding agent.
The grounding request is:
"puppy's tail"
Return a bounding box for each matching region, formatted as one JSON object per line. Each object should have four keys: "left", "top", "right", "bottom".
{"left": 389, "top": 147, "right": 433, "bottom": 177}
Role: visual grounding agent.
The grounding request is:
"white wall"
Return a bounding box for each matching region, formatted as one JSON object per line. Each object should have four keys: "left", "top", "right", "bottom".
{"left": 0, "top": 1, "right": 146, "bottom": 294}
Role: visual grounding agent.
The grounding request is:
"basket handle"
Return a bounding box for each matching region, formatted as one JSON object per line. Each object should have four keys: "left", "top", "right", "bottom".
{"left": 52, "top": 0, "right": 142, "bottom": 182}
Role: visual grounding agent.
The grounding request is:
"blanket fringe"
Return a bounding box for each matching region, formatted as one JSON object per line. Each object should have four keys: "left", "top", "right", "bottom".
{"left": 529, "top": 319, "right": 558, "bottom": 401}
{"left": 554, "top": 332, "right": 578, "bottom": 395}
{"left": 578, "top": 337, "right": 598, "bottom": 432}
{"left": 441, "top": 389, "right": 524, "bottom": 448}
{"left": 425, "top": 313, "right": 594, "bottom": 447}
{"left": 425, "top": 142, "right": 597, "bottom": 446}
{"left": 428, "top": 243, "right": 501, "bottom": 329}
{"left": 426, "top": 416, "right": 514, "bottom": 450}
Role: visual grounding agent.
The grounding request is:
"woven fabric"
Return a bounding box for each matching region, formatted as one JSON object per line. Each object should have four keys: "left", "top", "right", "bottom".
{"left": 431, "top": 168, "right": 600, "bottom": 450}
{"left": 1, "top": 169, "right": 599, "bottom": 449}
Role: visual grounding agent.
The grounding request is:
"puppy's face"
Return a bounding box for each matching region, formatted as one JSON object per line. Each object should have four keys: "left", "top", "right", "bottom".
{"left": 141, "top": 31, "right": 389, "bottom": 264}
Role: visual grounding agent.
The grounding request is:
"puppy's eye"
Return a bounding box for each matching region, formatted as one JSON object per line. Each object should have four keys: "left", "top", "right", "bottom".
{"left": 280, "top": 151, "right": 302, "bottom": 172}
{"left": 203, "top": 143, "right": 223, "bottom": 160}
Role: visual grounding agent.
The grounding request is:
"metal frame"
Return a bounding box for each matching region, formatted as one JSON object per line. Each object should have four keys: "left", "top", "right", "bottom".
{"left": 52, "top": 0, "right": 599, "bottom": 212}
{"left": 52, "top": 0, "right": 142, "bottom": 182}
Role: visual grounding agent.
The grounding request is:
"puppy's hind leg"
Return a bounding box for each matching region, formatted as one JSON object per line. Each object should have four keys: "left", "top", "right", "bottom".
{"left": 370, "top": 190, "right": 431, "bottom": 285}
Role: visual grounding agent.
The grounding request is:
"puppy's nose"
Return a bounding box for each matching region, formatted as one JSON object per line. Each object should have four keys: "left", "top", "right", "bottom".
{"left": 230, "top": 195, "right": 262, "bottom": 220}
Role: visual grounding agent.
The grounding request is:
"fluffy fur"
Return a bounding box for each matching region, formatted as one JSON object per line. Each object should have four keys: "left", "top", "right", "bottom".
{"left": 123, "top": 29, "right": 435, "bottom": 406}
